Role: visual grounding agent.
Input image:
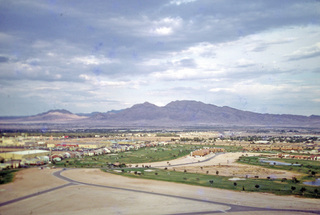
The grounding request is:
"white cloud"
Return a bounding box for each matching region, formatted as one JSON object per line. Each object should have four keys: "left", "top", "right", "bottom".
{"left": 72, "top": 55, "right": 113, "bottom": 65}
{"left": 286, "top": 42, "right": 320, "bottom": 61}
{"left": 234, "top": 58, "right": 255, "bottom": 67}
{"left": 150, "top": 17, "right": 182, "bottom": 36}
{"left": 152, "top": 27, "right": 173, "bottom": 35}
{"left": 169, "top": 0, "right": 197, "bottom": 6}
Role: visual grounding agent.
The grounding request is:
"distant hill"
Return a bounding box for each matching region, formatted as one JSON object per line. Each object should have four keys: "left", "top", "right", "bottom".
{"left": 0, "top": 100, "right": 319, "bottom": 128}
{"left": 90, "top": 100, "right": 320, "bottom": 127}
{"left": 0, "top": 109, "right": 87, "bottom": 123}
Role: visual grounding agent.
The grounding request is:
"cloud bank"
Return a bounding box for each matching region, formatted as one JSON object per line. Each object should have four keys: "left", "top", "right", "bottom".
{"left": 0, "top": 0, "right": 319, "bottom": 116}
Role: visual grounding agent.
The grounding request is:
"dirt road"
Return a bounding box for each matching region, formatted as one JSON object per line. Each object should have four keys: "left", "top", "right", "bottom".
{"left": 133, "top": 152, "right": 300, "bottom": 179}
{"left": 0, "top": 168, "right": 319, "bottom": 215}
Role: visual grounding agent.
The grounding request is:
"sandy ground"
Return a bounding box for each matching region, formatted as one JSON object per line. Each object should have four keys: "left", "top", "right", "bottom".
{"left": 0, "top": 153, "right": 318, "bottom": 214}
{"left": 0, "top": 168, "right": 319, "bottom": 215}
{"left": 133, "top": 152, "right": 300, "bottom": 179}
{"left": 0, "top": 167, "right": 67, "bottom": 203}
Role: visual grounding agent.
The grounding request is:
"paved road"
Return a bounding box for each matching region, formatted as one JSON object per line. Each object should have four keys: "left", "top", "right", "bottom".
{"left": 1, "top": 168, "right": 320, "bottom": 214}
{"left": 0, "top": 182, "right": 75, "bottom": 207}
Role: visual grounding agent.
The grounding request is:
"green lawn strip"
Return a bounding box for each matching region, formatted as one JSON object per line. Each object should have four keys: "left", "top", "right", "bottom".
{"left": 0, "top": 169, "right": 19, "bottom": 184}
{"left": 54, "top": 144, "right": 246, "bottom": 168}
{"left": 213, "top": 145, "right": 243, "bottom": 152}
{"left": 54, "top": 144, "right": 198, "bottom": 168}
{"left": 105, "top": 168, "right": 320, "bottom": 198}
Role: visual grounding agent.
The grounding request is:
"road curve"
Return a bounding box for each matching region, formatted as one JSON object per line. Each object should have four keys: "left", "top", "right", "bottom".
{"left": 56, "top": 169, "right": 320, "bottom": 214}
{"left": 1, "top": 168, "right": 320, "bottom": 214}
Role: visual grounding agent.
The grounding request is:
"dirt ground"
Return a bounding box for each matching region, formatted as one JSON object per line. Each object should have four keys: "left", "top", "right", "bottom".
{"left": 0, "top": 167, "right": 319, "bottom": 215}
{"left": 0, "top": 153, "right": 319, "bottom": 214}
{"left": 1, "top": 168, "right": 319, "bottom": 215}
{"left": 134, "top": 152, "right": 300, "bottom": 179}
{"left": 0, "top": 167, "right": 66, "bottom": 203}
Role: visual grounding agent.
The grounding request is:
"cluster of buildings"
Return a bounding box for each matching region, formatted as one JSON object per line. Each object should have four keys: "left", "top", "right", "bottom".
{"left": 0, "top": 139, "right": 170, "bottom": 170}
{"left": 277, "top": 153, "right": 320, "bottom": 161}
{"left": 241, "top": 145, "right": 319, "bottom": 153}
{"left": 0, "top": 150, "right": 50, "bottom": 169}
{"left": 190, "top": 147, "right": 225, "bottom": 157}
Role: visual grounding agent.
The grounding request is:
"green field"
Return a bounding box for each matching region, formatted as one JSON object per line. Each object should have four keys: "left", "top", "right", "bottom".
{"left": 0, "top": 169, "right": 19, "bottom": 184}
{"left": 54, "top": 144, "right": 243, "bottom": 168}
{"left": 54, "top": 144, "right": 199, "bottom": 168}
{"left": 106, "top": 167, "right": 320, "bottom": 198}
{"left": 237, "top": 156, "right": 320, "bottom": 177}
{"left": 214, "top": 144, "right": 243, "bottom": 152}
{"left": 52, "top": 144, "right": 320, "bottom": 198}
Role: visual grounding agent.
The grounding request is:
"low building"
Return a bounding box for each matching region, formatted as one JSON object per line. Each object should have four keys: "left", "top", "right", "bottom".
{"left": 0, "top": 150, "right": 49, "bottom": 161}
{"left": 191, "top": 147, "right": 225, "bottom": 157}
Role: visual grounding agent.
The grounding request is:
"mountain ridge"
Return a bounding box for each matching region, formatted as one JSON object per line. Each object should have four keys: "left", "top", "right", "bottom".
{"left": 0, "top": 100, "right": 319, "bottom": 128}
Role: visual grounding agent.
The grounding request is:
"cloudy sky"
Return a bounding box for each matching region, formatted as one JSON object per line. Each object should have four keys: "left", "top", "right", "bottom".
{"left": 0, "top": 0, "right": 320, "bottom": 116}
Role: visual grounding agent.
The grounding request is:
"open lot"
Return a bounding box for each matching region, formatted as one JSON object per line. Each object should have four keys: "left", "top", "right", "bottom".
{"left": 0, "top": 168, "right": 320, "bottom": 214}
{"left": 133, "top": 152, "right": 300, "bottom": 179}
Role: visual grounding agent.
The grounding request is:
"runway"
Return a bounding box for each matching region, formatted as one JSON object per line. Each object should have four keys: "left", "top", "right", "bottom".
{"left": 1, "top": 168, "right": 319, "bottom": 214}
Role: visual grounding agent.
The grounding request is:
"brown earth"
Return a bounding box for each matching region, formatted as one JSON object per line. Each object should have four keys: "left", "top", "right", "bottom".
{"left": 1, "top": 168, "right": 320, "bottom": 215}
{"left": 0, "top": 152, "right": 318, "bottom": 214}
{"left": 133, "top": 152, "right": 301, "bottom": 179}
{"left": 0, "top": 167, "right": 66, "bottom": 203}
{"left": 0, "top": 168, "right": 319, "bottom": 214}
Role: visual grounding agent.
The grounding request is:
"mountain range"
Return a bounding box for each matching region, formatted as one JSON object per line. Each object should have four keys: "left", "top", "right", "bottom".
{"left": 1, "top": 100, "right": 320, "bottom": 128}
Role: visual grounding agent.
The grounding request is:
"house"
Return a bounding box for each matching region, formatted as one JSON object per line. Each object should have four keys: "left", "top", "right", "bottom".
{"left": 191, "top": 148, "right": 225, "bottom": 157}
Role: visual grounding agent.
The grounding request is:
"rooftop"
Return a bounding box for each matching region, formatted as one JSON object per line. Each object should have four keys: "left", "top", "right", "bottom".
{"left": 9, "top": 150, "right": 49, "bottom": 155}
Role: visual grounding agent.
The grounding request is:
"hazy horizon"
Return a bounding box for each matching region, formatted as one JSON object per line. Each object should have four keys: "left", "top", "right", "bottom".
{"left": 1, "top": 0, "right": 320, "bottom": 116}
{"left": 1, "top": 100, "right": 319, "bottom": 117}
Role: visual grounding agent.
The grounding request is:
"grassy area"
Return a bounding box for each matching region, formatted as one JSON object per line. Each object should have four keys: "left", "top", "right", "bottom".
{"left": 54, "top": 144, "right": 198, "bottom": 168}
{"left": 54, "top": 144, "right": 246, "bottom": 168}
{"left": 237, "top": 156, "right": 320, "bottom": 177}
{"left": 106, "top": 167, "right": 320, "bottom": 198}
{"left": 0, "top": 169, "right": 19, "bottom": 184}
{"left": 214, "top": 145, "right": 243, "bottom": 152}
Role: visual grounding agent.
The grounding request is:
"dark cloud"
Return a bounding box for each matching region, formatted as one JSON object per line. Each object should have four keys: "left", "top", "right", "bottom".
{"left": 0, "top": 0, "right": 319, "bottom": 115}
{"left": 0, "top": 56, "right": 9, "bottom": 63}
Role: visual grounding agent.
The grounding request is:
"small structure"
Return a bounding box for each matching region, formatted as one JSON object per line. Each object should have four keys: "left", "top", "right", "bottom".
{"left": 0, "top": 150, "right": 49, "bottom": 161}
{"left": 191, "top": 148, "right": 225, "bottom": 157}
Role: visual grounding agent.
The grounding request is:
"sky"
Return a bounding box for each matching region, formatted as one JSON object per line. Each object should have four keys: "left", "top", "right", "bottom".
{"left": 0, "top": 0, "right": 320, "bottom": 116}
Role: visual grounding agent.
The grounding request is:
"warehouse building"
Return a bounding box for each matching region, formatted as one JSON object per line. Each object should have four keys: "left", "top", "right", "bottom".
{"left": 0, "top": 150, "right": 49, "bottom": 161}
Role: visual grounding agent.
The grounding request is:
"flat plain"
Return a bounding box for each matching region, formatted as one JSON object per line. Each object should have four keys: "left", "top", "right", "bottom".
{"left": 1, "top": 152, "right": 320, "bottom": 214}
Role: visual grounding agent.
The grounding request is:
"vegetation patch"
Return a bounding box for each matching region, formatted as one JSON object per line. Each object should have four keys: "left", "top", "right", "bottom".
{"left": 53, "top": 144, "right": 198, "bottom": 168}
{"left": 106, "top": 167, "right": 320, "bottom": 198}
{"left": 0, "top": 169, "right": 19, "bottom": 184}
{"left": 237, "top": 156, "right": 320, "bottom": 176}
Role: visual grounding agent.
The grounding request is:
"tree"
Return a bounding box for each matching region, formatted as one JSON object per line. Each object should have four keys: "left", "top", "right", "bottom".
{"left": 255, "top": 184, "right": 260, "bottom": 189}
{"left": 300, "top": 187, "right": 306, "bottom": 195}
{"left": 216, "top": 170, "right": 219, "bottom": 175}
{"left": 314, "top": 188, "right": 318, "bottom": 196}
{"left": 291, "top": 186, "right": 296, "bottom": 193}
{"left": 233, "top": 182, "right": 237, "bottom": 187}
{"left": 292, "top": 177, "right": 299, "bottom": 183}
{"left": 209, "top": 180, "right": 214, "bottom": 185}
